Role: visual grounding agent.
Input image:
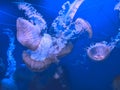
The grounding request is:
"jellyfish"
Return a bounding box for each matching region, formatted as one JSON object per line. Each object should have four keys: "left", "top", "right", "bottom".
{"left": 86, "top": 2, "right": 120, "bottom": 61}
{"left": 87, "top": 41, "right": 112, "bottom": 61}
{"left": 1, "top": 29, "right": 17, "bottom": 90}
{"left": 16, "top": 0, "right": 92, "bottom": 71}
{"left": 87, "top": 30, "right": 120, "bottom": 61}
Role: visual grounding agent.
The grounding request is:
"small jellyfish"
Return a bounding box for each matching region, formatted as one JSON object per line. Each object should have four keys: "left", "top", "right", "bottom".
{"left": 87, "top": 30, "right": 120, "bottom": 61}
{"left": 87, "top": 41, "right": 112, "bottom": 61}
{"left": 87, "top": 42, "right": 111, "bottom": 61}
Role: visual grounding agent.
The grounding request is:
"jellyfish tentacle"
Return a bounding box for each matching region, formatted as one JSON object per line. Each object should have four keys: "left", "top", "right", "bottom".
{"left": 52, "top": 0, "right": 92, "bottom": 40}
{"left": 74, "top": 18, "right": 92, "bottom": 38}
{"left": 114, "top": 2, "right": 120, "bottom": 18}
{"left": 52, "top": 0, "right": 84, "bottom": 36}
{"left": 2, "top": 29, "right": 16, "bottom": 79}
{"left": 114, "top": 2, "right": 120, "bottom": 11}
{"left": 108, "top": 30, "right": 120, "bottom": 50}
{"left": 65, "top": 0, "right": 84, "bottom": 21}
{"left": 62, "top": 18, "right": 92, "bottom": 39}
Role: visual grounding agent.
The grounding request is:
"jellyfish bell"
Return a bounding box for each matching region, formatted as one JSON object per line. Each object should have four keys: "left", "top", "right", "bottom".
{"left": 87, "top": 42, "right": 111, "bottom": 61}
{"left": 16, "top": 17, "right": 42, "bottom": 51}
{"left": 22, "top": 41, "right": 73, "bottom": 72}
{"left": 16, "top": 2, "right": 47, "bottom": 51}
{"left": 22, "top": 50, "right": 56, "bottom": 72}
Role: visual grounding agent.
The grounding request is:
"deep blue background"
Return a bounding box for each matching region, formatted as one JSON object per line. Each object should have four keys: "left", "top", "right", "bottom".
{"left": 0, "top": 0, "right": 120, "bottom": 90}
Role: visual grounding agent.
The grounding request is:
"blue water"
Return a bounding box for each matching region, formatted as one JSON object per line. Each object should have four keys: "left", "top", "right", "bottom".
{"left": 0, "top": 0, "right": 120, "bottom": 90}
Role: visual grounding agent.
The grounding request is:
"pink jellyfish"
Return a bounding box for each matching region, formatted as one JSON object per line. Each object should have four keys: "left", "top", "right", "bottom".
{"left": 87, "top": 42, "right": 111, "bottom": 61}
{"left": 16, "top": 0, "right": 91, "bottom": 71}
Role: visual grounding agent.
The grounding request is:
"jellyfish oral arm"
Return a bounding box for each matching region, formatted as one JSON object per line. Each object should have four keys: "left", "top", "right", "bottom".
{"left": 65, "top": 0, "right": 84, "bottom": 20}
{"left": 52, "top": 0, "right": 84, "bottom": 30}
{"left": 108, "top": 31, "right": 120, "bottom": 50}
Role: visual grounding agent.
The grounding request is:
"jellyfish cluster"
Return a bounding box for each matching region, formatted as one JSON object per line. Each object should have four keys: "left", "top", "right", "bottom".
{"left": 0, "top": 0, "right": 120, "bottom": 89}
{"left": 15, "top": 0, "right": 120, "bottom": 71}
{"left": 16, "top": 0, "right": 92, "bottom": 71}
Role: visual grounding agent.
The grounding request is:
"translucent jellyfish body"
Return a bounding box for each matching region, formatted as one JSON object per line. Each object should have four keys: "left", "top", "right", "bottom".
{"left": 87, "top": 2, "right": 120, "bottom": 61}
{"left": 87, "top": 30, "right": 120, "bottom": 61}
{"left": 16, "top": 17, "right": 42, "bottom": 51}
{"left": 16, "top": 0, "right": 92, "bottom": 71}
{"left": 87, "top": 42, "right": 111, "bottom": 61}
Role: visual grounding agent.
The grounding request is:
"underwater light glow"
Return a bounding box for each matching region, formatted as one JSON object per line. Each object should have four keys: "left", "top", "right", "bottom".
{"left": 16, "top": 0, "right": 92, "bottom": 72}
